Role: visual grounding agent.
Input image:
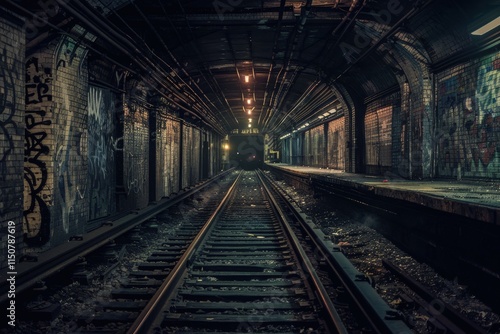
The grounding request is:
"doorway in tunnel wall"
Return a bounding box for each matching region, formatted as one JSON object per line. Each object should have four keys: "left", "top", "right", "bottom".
{"left": 228, "top": 135, "right": 264, "bottom": 170}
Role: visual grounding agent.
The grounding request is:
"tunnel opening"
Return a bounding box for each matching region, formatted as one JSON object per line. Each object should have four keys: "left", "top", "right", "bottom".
{"left": 228, "top": 135, "right": 264, "bottom": 170}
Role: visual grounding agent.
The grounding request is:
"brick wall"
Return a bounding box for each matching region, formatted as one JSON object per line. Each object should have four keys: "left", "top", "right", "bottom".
{"left": 51, "top": 36, "right": 89, "bottom": 243}
{"left": 182, "top": 125, "right": 201, "bottom": 188}
{"left": 209, "top": 132, "right": 221, "bottom": 177}
{"left": 329, "top": 84, "right": 356, "bottom": 172}
{"left": 436, "top": 51, "right": 500, "bottom": 179}
{"left": 303, "top": 125, "right": 325, "bottom": 167}
{"left": 0, "top": 10, "right": 25, "bottom": 270}
{"left": 24, "top": 45, "right": 56, "bottom": 248}
{"left": 23, "top": 35, "right": 90, "bottom": 249}
{"left": 365, "top": 106, "right": 393, "bottom": 175}
{"left": 156, "top": 114, "right": 180, "bottom": 200}
{"left": 123, "top": 80, "right": 149, "bottom": 209}
{"left": 327, "top": 116, "right": 346, "bottom": 170}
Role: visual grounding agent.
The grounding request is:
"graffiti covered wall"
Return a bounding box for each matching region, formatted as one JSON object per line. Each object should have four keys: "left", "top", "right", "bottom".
{"left": 52, "top": 36, "right": 89, "bottom": 243}
{"left": 0, "top": 13, "right": 25, "bottom": 269}
{"left": 23, "top": 35, "right": 90, "bottom": 248}
{"left": 87, "top": 86, "right": 116, "bottom": 220}
{"left": 436, "top": 51, "right": 500, "bottom": 179}
{"left": 24, "top": 54, "right": 54, "bottom": 247}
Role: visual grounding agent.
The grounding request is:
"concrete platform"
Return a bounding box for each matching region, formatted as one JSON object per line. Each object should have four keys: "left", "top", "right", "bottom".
{"left": 267, "top": 163, "right": 500, "bottom": 225}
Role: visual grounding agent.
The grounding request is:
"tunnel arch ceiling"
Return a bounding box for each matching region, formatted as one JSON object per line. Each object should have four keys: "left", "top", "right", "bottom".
{"left": 10, "top": 0, "right": 498, "bottom": 138}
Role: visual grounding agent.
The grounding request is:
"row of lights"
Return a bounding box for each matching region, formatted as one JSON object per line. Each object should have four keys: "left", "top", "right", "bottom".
{"left": 244, "top": 75, "right": 253, "bottom": 128}
{"left": 318, "top": 108, "right": 336, "bottom": 119}
{"left": 279, "top": 107, "right": 339, "bottom": 140}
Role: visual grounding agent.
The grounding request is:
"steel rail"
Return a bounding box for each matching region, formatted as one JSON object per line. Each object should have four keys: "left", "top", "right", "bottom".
{"left": 383, "top": 259, "right": 488, "bottom": 334}
{"left": 256, "top": 170, "right": 348, "bottom": 334}
{"left": 127, "top": 171, "right": 243, "bottom": 333}
{"left": 260, "top": 169, "right": 412, "bottom": 334}
{"left": 0, "top": 169, "right": 235, "bottom": 306}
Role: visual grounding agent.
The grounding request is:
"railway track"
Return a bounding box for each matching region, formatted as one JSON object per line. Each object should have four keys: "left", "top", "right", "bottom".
{"left": 122, "top": 170, "right": 411, "bottom": 333}
{"left": 12, "top": 169, "right": 415, "bottom": 333}
{"left": 127, "top": 171, "right": 335, "bottom": 333}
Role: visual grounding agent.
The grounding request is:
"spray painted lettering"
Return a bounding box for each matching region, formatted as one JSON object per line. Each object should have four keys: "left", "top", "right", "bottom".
{"left": 24, "top": 57, "right": 52, "bottom": 245}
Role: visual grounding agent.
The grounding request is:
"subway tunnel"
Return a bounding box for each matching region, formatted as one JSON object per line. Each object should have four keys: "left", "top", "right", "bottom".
{"left": 1, "top": 0, "right": 500, "bottom": 332}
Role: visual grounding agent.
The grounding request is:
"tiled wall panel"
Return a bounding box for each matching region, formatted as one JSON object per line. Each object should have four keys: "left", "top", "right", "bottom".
{"left": 436, "top": 51, "right": 500, "bottom": 179}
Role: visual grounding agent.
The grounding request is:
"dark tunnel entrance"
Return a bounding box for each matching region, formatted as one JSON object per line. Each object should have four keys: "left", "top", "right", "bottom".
{"left": 228, "top": 135, "right": 264, "bottom": 170}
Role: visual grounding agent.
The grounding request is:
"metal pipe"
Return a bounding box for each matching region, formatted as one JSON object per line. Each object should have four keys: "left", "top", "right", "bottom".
{"left": 55, "top": 0, "right": 226, "bottom": 134}
{"left": 260, "top": 0, "right": 287, "bottom": 127}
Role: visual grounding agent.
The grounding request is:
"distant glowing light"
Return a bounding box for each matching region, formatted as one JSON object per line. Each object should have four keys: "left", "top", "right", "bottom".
{"left": 247, "top": 110, "right": 252, "bottom": 115}
{"left": 248, "top": 124, "right": 252, "bottom": 128}
{"left": 244, "top": 75, "right": 250, "bottom": 83}
{"left": 249, "top": 118, "right": 252, "bottom": 122}
{"left": 247, "top": 99, "right": 252, "bottom": 105}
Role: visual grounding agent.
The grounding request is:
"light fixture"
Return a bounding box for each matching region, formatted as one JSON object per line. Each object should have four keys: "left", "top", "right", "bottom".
{"left": 472, "top": 16, "right": 500, "bottom": 35}
{"left": 244, "top": 75, "right": 250, "bottom": 83}
{"left": 249, "top": 118, "right": 252, "bottom": 122}
{"left": 247, "top": 99, "right": 252, "bottom": 105}
{"left": 280, "top": 133, "right": 292, "bottom": 140}
{"left": 318, "top": 115, "right": 324, "bottom": 119}
{"left": 247, "top": 110, "right": 252, "bottom": 115}
{"left": 248, "top": 124, "right": 251, "bottom": 128}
